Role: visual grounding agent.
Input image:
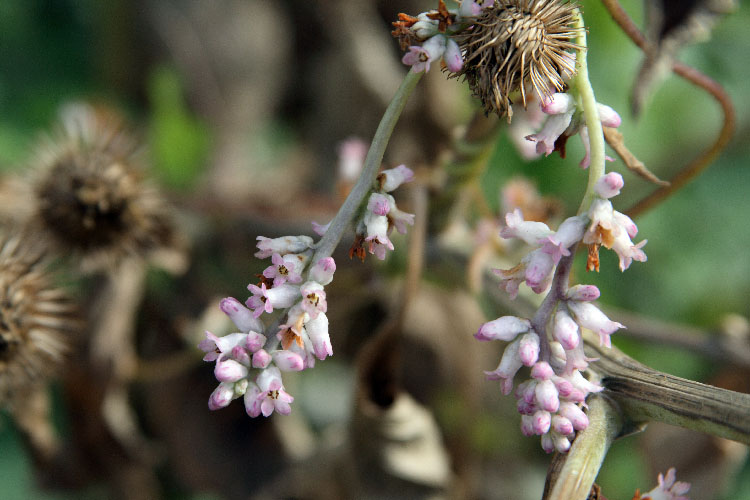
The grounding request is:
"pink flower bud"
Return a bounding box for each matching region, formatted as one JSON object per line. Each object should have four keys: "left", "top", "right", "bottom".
{"left": 553, "top": 309, "right": 580, "bottom": 350}
{"left": 272, "top": 351, "right": 305, "bottom": 372}
{"left": 535, "top": 379, "right": 560, "bottom": 412}
{"left": 246, "top": 332, "right": 267, "bottom": 353}
{"left": 252, "top": 349, "right": 271, "bottom": 369}
{"left": 551, "top": 415, "right": 574, "bottom": 435}
{"left": 475, "top": 316, "right": 531, "bottom": 342}
{"left": 530, "top": 361, "right": 554, "bottom": 380}
{"left": 379, "top": 164, "right": 414, "bottom": 192}
{"left": 444, "top": 38, "right": 463, "bottom": 72}
{"left": 367, "top": 193, "right": 392, "bottom": 216}
{"left": 567, "top": 301, "right": 624, "bottom": 348}
{"left": 566, "top": 285, "right": 600, "bottom": 302}
{"left": 309, "top": 257, "right": 336, "bottom": 286}
{"left": 220, "top": 298, "right": 264, "bottom": 333}
{"left": 533, "top": 410, "right": 551, "bottom": 435}
{"left": 518, "top": 332, "right": 540, "bottom": 366}
{"left": 559, "top": 402, "right": 589, "bottom": 431}
{"left": 597, "top": 103, "right": 621, "bottom": 128}
{"left": 541, "top": 433, "right": 555, "bottom": 453}
{"left": 594, "top": 172, "right": 624, "bottom": 199}
{"left": 520, "top": 415, "right": 535, "bottom": 436}
{"left": 215, "top": 359, "right": 248, "bottom": 383}
{"left": 541, "top": 93, "right": 575, "bottom": 115}
{"left": 208, "top": 382, "right": 234, "bottom": 410}
{"left": 231, "top": 345, "right": 251, "bottom": 366}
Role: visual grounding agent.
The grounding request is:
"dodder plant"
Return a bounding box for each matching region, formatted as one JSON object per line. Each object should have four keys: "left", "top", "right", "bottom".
{"left": 201, "top": 1, "right": 746, "bottom": 497}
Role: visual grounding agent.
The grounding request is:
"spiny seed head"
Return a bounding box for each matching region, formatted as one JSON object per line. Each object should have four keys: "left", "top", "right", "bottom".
{"left": 455, "top": 0, "right": 582, "bottom": 120}
{"left": 0, "top": 230, "right": 76, "bottom": 408}
{"left": 29, "top": 103, "right": 180, "bottom": 271}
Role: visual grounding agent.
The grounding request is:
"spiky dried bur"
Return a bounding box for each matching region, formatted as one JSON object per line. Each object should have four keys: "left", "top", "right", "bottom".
{"left": 455, "top": 0, "right": 582, "bottom": 120}
{"left": 28, "top": 103, "right": 182, "bottom": 272}
{"left": 0, "top": 230, "right": 76, "bottom": 409}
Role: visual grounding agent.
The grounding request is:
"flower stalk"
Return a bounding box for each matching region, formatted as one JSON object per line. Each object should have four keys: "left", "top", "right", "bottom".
{"left": 312, "top": 70, "right": 423, "bottom": 264}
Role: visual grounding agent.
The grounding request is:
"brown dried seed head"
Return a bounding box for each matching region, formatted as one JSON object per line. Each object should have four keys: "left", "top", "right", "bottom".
{"left": 0, "top": 230, "right": 76, "bottom": 408}
{"left": 29, "top": 103, "right": 181, "bottom": 271}
{"left": 455, "top": 0, "right": 582, "bottom": 120}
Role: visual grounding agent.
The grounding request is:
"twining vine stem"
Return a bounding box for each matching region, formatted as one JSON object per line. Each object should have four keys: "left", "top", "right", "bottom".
{"left": 599, "top": 0, "right": 736, "bottom": 219}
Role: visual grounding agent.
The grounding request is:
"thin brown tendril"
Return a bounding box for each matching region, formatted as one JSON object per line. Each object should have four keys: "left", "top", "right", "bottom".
{"left": 600, "top": 0, "right": 736, "bottom": 219}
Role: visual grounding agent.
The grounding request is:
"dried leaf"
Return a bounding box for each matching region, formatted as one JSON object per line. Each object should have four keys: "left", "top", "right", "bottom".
{"left": 603, "top": 126, "right": 669, "bottom": 186}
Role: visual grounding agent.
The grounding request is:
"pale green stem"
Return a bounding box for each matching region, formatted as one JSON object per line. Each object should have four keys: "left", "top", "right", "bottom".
{"left": 312, "top": 70, "right": 423, "bottom": 264}
{"left": 573, "top": 10, "right": 606, "bottom": 216}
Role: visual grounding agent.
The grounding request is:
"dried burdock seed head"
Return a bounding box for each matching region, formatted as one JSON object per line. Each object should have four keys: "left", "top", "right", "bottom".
{"left": 29, "top": 103, "right": 181, "bottom": 271}
{"left": 455, "top": 0, "right": 582, "bottom": 120}
{"left": 0, "top": 229, "right": 76, "bottom": 408}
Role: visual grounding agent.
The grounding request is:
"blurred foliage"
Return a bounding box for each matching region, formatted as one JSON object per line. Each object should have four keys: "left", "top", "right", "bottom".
{"left": 147, "top": 65, "right": 211, "bottom": 191}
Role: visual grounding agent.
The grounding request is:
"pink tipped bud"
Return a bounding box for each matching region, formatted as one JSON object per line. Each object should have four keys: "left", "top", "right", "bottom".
{"left": 252, "top": 349, "right": 271, "bottom": 369}
{"left": 533, "top": 410, "right": 551, "bottom": 435}
{"left": 379, "top": 164, "right": 414, "bottom": 192}
{"left": 541, "top": 93, "right": 575, "bottom": 115}
{"left": 552, "top": 433, "right": 572, "bottom": 453}
{"left": 368, "top": 193, "right": 392, "bottom": 216}
{"left": 246, "top": 332, "right": 267, "bottom": 353}
{"left": 551, "top": 415, "right": 574, "bottom": 435}
{"left": 309, "top": 257, "right": 336, "bottom": 286}
{"left": 475, "top": 316, "right": 531, "bottom": 342}
{"left": 215, "top": 359, "right": 248, "bottom": 383}
{"left": 594, "top": 172, "right": 624, "bottom": 199}
{"left": 444, "top": 38, "right": 463, "bottom": 72}
{"left": 559, "top": 402, "right": 589, "bottom": 431}
{"left": 597, "top": 103, "right": 621, "bottom": 128}
{"left": 520, "top": 415, "right": 536, "bottom": 436}
{"left": 541, "top": 433, "right": 556, "bottom": 453}
{"left": 272, "top": 351, "right": 305, "bottom": 372}
{"left": 553, "top": 309, "right": 580, "bottom": 350}
{"left": 231, "top": 345, "right": 251, "bottom": 366}
{"left": 566, "top": 285, "right": 600, "bottom": 302}
{"left": 220, "top": 297, "right": 264, "bottom": 333}
{"left": 530, "top": 361, "right": 554, "bottom": 380}
{"left": 535, "top": 379, "right": 560, "bottom": 412}
{"left": 518, "top": 332, "right": 540, "bottom": 366}
{"left": 208, "top": 382, "right": 234, "bottom": 410}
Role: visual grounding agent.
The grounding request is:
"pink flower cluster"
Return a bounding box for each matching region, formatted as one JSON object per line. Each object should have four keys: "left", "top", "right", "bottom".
{"left": 525, "top": 92, "right": 622, "bottom": 168}
{"left": 352, "top": 165, "right": 415, "bottom": 260}
{"left": 199, "top": 236, "right": 337, "bottom": 417}
{"left": 475, "top": 282, "right": 621, "bottom": 452}
{"left": 478, "top": 172, "right": 647, "bottom": 452}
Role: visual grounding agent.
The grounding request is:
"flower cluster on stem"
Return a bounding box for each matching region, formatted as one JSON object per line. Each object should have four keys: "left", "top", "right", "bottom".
{"left": 475, "top": 8, "right": 650, "bottom": 452}
{"left": 200, "top": 236, "right": 336, "bottom": 417}
{"left": 392, "top": 0, "right": 494, "bottom": 74}
{"left": 201, "top": 155, "right": 416, "bottom": 417}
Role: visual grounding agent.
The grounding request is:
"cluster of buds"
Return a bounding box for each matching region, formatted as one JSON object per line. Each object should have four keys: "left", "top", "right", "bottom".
{"left": 475, "top": 284, "right": 616, "bottom": 452}
{"left": 200, "top": 236, "right": 337, "bottom": 417}
{"left": 392, "top": 0, "right": 493, "bottom": 74}
{"left": 526, "top": 92, "right": 622, "bottom": 169}
{"left": 349, "top": 165, "right": 415, "bottom": 261}
{"left": 478, "top": 172, "right": 646, "bottom": 452}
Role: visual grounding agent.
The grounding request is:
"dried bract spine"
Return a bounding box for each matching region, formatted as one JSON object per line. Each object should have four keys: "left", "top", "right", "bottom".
{"left": 455, "top": 0, "right": 581, "bottom": 119}
{"left": 0, "top": 230, "right": 76, "bottom": 408}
